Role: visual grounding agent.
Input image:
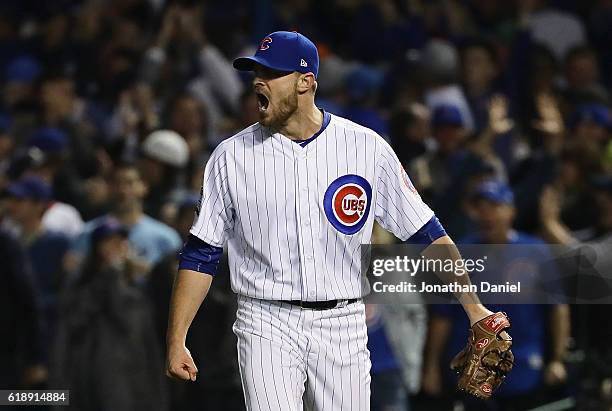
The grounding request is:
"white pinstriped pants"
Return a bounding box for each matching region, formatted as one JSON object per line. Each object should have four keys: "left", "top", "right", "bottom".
{"left": 233, "top": 295, "right": 371, "bottom": 411}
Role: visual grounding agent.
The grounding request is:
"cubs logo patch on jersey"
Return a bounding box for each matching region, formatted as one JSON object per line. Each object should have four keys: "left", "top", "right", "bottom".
{"left": 323, "top": 174, "right": 372, "bottom": 235}
{"left": 401, "top": 165, "right": 419, "bottom": 195}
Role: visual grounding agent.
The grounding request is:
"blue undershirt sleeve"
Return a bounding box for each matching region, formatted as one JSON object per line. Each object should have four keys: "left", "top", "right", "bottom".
{"left": 178, "top": 234, "right": 223, "bottom": 276}
{"left": 407, "top": 215, "right": 447, "bottom": 245}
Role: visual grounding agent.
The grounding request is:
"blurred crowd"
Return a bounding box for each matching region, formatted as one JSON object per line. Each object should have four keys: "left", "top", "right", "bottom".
{"left": 0, "top": 0, "right": 611, "bottom": 410}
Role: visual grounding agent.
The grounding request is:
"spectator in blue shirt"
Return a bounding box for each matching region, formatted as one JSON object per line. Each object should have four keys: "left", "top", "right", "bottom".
{"left": 69, "top": 162, "right": 182, "bottom": 280}
{"left": 422, "top": 180, "right": 570, "bottom": 411}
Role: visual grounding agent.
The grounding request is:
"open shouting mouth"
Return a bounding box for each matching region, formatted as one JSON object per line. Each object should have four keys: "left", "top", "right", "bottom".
{"left": 256, "top": 92, "right": 269, "bottom": 113}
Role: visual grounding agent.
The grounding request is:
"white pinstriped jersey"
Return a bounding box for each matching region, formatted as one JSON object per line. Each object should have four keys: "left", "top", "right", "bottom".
{"left": 190, "top": 113, "right": 434, "bottom": 301}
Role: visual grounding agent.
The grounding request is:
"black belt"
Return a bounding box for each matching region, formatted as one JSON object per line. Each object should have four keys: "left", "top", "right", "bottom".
{"left": 280, "top": 298, "right": 359, "bottom": 310}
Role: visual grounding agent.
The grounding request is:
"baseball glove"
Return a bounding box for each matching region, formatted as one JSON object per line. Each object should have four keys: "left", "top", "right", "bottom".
{"left": 450, "top": 312, "right": 514, "bottom": 399}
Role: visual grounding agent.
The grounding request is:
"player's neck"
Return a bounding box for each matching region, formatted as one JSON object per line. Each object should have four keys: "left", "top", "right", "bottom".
{"left": 278, "top": 103, "right": 323, "bottom": 141}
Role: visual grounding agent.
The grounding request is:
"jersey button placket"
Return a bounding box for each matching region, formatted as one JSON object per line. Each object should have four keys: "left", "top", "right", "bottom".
{"left": 296, "top": 154, "right": 316, "bottom": 300}
{"left": 294, "top": 155, "right": 307, "bottom": 300}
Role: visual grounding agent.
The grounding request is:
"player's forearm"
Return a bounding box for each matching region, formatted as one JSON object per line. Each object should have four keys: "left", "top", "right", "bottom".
{"left": 425, "top": 235, "right": 491, "bottom": 324}
{"left": 166, "top": 269, "right": 213, "bottom": 347}
{"left": 550, "top": 304, "right": 570, "bottom": 361}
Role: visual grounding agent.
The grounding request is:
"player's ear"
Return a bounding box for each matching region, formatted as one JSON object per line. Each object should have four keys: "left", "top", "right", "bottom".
{"left": 296, "top": 73, "right": 316, "bottom": 94}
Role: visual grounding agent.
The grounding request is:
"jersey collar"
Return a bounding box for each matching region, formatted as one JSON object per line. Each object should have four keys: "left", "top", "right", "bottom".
{"left": 293, "top": 109, "right": 331, "bottom": 147}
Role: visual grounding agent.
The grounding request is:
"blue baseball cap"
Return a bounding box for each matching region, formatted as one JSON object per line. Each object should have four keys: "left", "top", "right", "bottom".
{"left": 431, "top": 104, "right": 464, "bottom": 128}
{"left": 27, "top": 127, "right": 68, "bottom": 153}
{"left": 472, "top": 180, "right": 514, "bottom": 205}
{"left": 5, "top": 176, "right": 52, "bottom": 201}
{"left": 233, "top": 31, "right": 319, "bottom": 78}
{"left": 91, "top": 217, "right": 129, "bottom": 244}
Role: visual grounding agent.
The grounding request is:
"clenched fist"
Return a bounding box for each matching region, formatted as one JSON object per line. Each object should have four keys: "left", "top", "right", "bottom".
{"left": 166, "top": 345, "right": 198, "bottom": 382}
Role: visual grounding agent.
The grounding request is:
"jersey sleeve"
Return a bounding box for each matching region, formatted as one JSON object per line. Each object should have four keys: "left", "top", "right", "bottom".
{"left": 374, "top": 140, "right": 434, "bottom": 241}
{"left": 179, "top": 234, "right": 223, "bottom": 276}
{"left": 189, "top": 146, "right": 234, "bottom": 247}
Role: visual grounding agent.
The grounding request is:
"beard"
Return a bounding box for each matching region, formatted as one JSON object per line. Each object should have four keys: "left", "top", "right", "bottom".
{"left": 259, "top": 87, "right": 298, "bottom": 130}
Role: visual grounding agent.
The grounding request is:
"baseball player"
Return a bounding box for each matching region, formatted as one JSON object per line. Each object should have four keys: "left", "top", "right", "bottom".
{"left": 166, "top": 31, "right": 512, "bottom": 410}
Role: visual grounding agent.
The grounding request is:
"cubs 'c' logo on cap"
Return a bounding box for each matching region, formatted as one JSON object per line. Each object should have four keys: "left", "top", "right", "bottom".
{"left": 323, "top": 174, "right": 372, "bottom": 235}
{"left": 259, "top": 37, "right": 272, "bottom": 50}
